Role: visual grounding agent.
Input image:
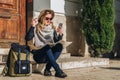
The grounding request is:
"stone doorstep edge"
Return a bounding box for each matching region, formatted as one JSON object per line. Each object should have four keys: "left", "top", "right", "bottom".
{"left": 32, "top": 58, "right": 109, "bottom": 73}
{"left": 60, "top": 58, "right": 109, "bottom": 69}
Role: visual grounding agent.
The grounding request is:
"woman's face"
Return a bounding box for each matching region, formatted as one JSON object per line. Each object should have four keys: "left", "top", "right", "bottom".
{"left": 44, "top": 13, "right": 52, "bottom": 26}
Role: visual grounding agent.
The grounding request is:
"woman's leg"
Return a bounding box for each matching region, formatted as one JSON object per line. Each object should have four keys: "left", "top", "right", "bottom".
{"left": 32, "top": 45, "right": 60, "bottom": 70}
{"left": 32, "top": 44, "right": 67, "bottom": 78}
{"left": 45, "top": 47, "right": 67, "bottom": 78}
{"left": 32, "top": 45, "right": 51, "bottom": 63}
{"left": 45, "top": 43, "right": 63, "bottom": 71}
{"left": 46, "top": 49, "right": 61, "bottom": 71}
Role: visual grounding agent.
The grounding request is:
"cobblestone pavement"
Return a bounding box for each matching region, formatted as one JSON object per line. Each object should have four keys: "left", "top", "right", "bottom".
{"left": 0, "top": 59, "right": 120, "bottom": 80}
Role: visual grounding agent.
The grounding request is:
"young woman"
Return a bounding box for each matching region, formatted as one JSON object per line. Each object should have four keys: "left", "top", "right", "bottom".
{"left": 25, "top": 9, "right": 67, "bottom": 78}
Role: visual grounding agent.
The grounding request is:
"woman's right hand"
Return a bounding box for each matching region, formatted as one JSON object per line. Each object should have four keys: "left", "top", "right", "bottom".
{"left": 31, "top": 18, "right": 38, "bottom": 27}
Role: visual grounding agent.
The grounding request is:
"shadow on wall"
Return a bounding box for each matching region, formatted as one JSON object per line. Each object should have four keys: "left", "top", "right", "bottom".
{"left": 64, "top": 0, "right": 85, "bottom": 56}
{"left": 27, "top": 0, "right": 33, "bottom": 30}
{"left": 104, "top": 0, "right": 120, "bottom": 58}
{"left": 112, "top": 23, "right": 120, "bottom": 58}
{"left": 112, "top": 0, "right": 120, "bottom": 58}
{"left": 26, "top": 0, "right": 33, "bottom": 45}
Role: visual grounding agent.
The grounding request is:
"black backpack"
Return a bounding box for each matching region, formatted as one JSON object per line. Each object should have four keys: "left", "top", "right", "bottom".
{"left": 1, "top": 43, "right": 31, "bottom": 76}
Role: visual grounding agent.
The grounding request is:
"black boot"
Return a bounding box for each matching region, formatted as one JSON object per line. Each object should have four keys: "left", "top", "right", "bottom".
{"left": 44, "top": 69, "right": 52, "bottom": 76}
{"left": 55, "top": 69, "right": 67, "bottom": 78}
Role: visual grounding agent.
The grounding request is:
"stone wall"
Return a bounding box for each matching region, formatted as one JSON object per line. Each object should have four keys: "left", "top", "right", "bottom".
{"left": 49, "top": 14, "right": 86, "bottom": 56}
{"left": 65, "top": 16, "right": 85, "bottom": 56}
{"left": 54, "top": 14, "right": 87, "bottom": 56}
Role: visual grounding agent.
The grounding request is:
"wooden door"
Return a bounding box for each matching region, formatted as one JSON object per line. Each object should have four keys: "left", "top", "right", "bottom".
{"left": 0, "top": 0, "right": 26, "bottom": 47}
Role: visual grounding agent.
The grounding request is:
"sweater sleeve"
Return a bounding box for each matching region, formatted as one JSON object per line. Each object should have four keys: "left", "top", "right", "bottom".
{"left": 25, "top": 26, "right": 35, "bottom": 41}
{"left": 53, "top": 31, "right": 63, "bottom": 43}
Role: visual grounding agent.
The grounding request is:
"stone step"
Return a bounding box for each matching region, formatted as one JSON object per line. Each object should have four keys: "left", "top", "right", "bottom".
{"left": 0, "top": 53, "right": 109, "bottom": 74}
{"left": 60, "top": 53, "right": 71, "bottom": 58}
{"left": 0, "top": 52, "right": 70, "bottom": 64}
{"left": 0, "top": 57, "right": 109, "bottom": 74}
{"left": 0, "top": 65, "right": 4, "bottom": 74}
{"left": 0, "top": 54, "right": 8, "bottom": 64}
{"left": 32, "top": 57, "right": 109, "bottom": 73}
{"left": 0, "top": 52, "right": 71, "bottom": 74}
{"left": 58, "top": 57, "right": 109, "bottom": 69}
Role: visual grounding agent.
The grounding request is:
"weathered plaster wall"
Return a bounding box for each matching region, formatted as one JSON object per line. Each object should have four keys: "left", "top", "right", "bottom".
{"left": 65, "top": 16, "right": 85, "bottom": 56}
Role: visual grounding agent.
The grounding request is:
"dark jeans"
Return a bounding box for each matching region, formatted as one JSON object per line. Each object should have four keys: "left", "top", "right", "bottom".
{"left": 32, "top": 43, "right": 63, "bottom": 72}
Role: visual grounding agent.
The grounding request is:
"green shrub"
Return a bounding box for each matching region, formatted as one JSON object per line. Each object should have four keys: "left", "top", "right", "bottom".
{"left": 82, "top": 0, "right": 115, "bottom": 57}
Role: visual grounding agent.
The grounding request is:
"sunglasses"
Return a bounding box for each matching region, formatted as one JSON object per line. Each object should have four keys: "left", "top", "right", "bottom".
{"left": 45, "top": 17, "right": 52, "bottom": 20}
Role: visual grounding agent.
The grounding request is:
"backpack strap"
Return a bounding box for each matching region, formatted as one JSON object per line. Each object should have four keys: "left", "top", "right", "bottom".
{"left": 25, "top": 50, "right": 29, "bottom": 61}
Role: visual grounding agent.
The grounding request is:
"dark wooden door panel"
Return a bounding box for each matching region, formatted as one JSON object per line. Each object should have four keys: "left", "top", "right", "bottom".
{"left": 0, "top": 0, "right": 19, "bottom": 14}
{"left": 0, "top": 16, "right": 19, "bottom": 41}
{"left": 0, "top": 0, "right": 26, "bottom": 47}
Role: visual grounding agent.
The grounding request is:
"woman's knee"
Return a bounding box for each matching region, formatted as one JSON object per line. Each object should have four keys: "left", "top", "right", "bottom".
{"left": 56, "top": 43, "right": 63, "bottom": 48}
{"left": 34, "top": 45, "right": 51, "bottom": 54}
{"left": 44, "top": 44, "right": 51, "bottom": 50}
{"left": 53, "top": 43, "right": 63, "bottom": 52}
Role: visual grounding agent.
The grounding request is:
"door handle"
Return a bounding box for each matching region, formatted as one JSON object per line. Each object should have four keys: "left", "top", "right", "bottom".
{"left": 0, "top": 12, "right": 11, "bottom": 19}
